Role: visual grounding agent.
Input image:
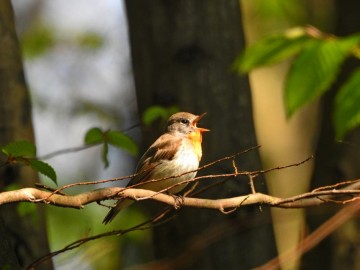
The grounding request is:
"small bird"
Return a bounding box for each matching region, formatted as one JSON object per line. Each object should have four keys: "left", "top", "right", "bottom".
{"left": 103, "top": 112, "right": 209, "bottom": 224}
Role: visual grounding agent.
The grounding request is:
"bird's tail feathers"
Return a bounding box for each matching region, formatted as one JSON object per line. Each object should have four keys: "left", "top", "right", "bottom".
{"left": 102, "top": 199, "right": 133, "bottom": 224}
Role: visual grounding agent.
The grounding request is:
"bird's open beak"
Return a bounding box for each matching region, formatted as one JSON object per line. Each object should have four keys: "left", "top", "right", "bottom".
{"left": 193, "top": 113, "right": 210, "bottom": 132}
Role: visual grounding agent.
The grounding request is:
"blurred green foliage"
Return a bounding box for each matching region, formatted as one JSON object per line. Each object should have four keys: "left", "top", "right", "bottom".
{"left": 21, "top": 24, "right": 103, "bottom": 59}
{"left": 76, "top": 32, "right": 104, "bottom": 50}
{"left": 142, "top": 105, "right": 179, "bottom": 126}
{"left": 247, "top": 0, "right": 334, "bottom": 33}
{"left": 21, "top": 24, "right": 54, "bottom": 58}
{"left": 252, "top": 0, "right": 306, "bottom": 24}
{"left": 235, "top": 26, "right": 360, "bottom": 139}
{"left": 17, "top": 203, "right": 39, "bottom": 225}
{"left": 46, "top": 204, "right": 152, "bottom": 269}
{"left": 334, "top": 68, "right": 360, "bottom": 139}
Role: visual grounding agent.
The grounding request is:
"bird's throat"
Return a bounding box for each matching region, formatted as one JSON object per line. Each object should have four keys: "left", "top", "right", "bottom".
{"left": 188, "top": 130, "right": 203, "bottom": 161}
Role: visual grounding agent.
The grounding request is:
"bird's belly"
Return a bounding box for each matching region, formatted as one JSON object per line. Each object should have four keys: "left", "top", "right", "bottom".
{"left": 140, "top": 148, "right": 199, "bottom": 194}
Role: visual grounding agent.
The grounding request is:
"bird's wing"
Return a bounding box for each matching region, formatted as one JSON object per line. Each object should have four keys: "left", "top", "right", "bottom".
{"left": 127, "top": 133, "right": 182, "bottom": 186}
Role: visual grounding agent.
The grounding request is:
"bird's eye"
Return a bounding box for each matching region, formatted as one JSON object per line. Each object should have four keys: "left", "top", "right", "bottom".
{"left": 180, "top": 119, "right": 190, "bottom": 125}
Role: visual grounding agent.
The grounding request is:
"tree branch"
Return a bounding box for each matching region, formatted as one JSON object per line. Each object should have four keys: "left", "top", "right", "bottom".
{"left": 3, "top": 150, "right": 354, "bottom": 270}
{"left": 1, "top": 153, "right": 359, "bottom": 211}
{"left": 1, "top": 181, "right": 359, "bottom": 212}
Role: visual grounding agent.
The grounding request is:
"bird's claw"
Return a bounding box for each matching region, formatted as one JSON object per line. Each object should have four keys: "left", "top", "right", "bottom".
{"left": 170, "top": 194, "right": 185, "bottom": 209}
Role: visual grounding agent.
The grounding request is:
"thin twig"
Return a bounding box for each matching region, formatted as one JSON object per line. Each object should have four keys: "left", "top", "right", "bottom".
{"left": 0, "top": 152, "right": 350, "bottom": 269}
{"left": 41, "top": 147, "right": 260, "bottom": 202}
{"left": 37, "top": 123, "right": 141, "bottom": 161}
{"left": 249, "top": 174, "right": 257, "bottom": 194}
{"left": 27, "top": 206, "right": 171, "bottom": 270}
{"left": 38, "top": 144, "right": 96, "bottom": 160}
{"left": 136, "top": 155, "right": 313, "bottom": 202}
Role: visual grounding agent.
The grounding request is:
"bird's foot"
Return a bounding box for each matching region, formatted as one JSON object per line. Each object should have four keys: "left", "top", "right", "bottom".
{"left": 169, "top": 194, "right": 185, "bottom": 209}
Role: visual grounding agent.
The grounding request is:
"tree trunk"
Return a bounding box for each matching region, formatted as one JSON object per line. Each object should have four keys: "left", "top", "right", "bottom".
{"left": 0, "top": 1, "right": 52, "bottom": 269}
{"left": 125, "top": 1, "right": 276, "bottom": 269}
{"left": 303, "top": 0, "right": 360, "bottom": 269}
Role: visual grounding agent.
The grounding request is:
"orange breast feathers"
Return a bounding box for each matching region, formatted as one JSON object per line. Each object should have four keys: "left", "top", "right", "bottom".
{"left": 188, "top": 129, "right": 203, "bottom": 161}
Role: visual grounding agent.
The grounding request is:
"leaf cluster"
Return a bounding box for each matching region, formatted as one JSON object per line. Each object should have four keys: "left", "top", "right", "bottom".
{"left": 1, "top": 141, "right": 57, "bottom": 183}
{"left": 1, "top": 128, "right": 138, "bottom": 184}
{"left": 84, "top": 128, "right": 138, "bottom": 168}
{"left": 234, "top": 25, "right": 360, "bottom": 139}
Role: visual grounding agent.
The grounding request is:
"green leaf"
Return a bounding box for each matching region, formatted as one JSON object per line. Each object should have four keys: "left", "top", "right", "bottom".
{"left": 334, "top": 68, "right": 360, "bottom": 139}
{"left": 234, "top": 27, "right": 312, "bottom": 73}
{"left": 107, "top": 131, "right": 138, "bottom": 156}
{"left": 102, "top": 142, "right": 109, "bottom": 168}
{"left": 84, "top": 127, "right": 104, "bottom": 144}
{"left": 142, "top": 106, "right": 179, "bottom": 125}
{"left": 285, "top": 36, "right": 360, "bottom": 117}
{"left": 29, "top": 159, "right": 57, "bottom": 184}
{"left": 2, "top": 141, "right": 36, "bottom": 157}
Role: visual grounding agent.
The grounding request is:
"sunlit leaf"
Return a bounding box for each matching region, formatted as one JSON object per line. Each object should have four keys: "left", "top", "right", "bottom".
{"left": 334, "top": 68, "right": 360, "bottom": 139}
{"left": 285, "top": 36, "right": 360, "bottom": 117}
{"left": 107, "top": 131, "right": 138, "bottom": 156}
{"left": 2, "top": 141, "right": 36, "bottom": 157}
{"left": 29, "top": 159, "right": 57, "bottom": 184}
{"left": 234, "top": 27, "right": 312, "bottom": 73}
{"left": 84, "top": 127, "right": 104, "bottom": 144}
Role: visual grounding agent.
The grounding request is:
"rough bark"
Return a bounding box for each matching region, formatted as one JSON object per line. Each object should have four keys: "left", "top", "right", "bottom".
{"left": 125, "top": 1, "right": 276, "bottom": 269}
{"left": 0, "top": 1, "right": 52, "bottom": 269}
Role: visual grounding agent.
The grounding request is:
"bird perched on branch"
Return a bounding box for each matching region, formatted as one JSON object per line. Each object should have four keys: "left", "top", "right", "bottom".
{"left": 103, "top": 111, "right": 209, "bottom": 224}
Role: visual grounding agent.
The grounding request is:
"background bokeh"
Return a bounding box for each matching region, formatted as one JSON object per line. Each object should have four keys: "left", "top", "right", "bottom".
{"left": 8, "top": 0, "right": 358, "bottom": 269}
